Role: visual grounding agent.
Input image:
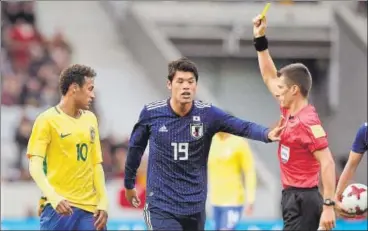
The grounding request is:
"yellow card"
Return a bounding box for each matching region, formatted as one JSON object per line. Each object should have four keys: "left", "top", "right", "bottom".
{"left": 310, "top": 125, "right": 326, "bottom": 138}
{"left": 261, "top": 3, "right": 271, "bottom": 19}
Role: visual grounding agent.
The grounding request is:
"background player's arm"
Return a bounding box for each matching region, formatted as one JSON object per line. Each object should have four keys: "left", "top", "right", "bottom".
{"left": 210, "top": 106, "right": 271, "bottom": 143}
{"left": 27, "top": 115, "right": 64, "bottom": 209}
{"left": 91, "top": 116, "right": 108, "bottom": 212}
{"left": 238, "top": 141, "right": 256, "bottom": 207}
{"left": 124, "top": 107, "right": 150, "bottom": 190}
{"left": 335, "top": 123, "right": 367, "bottom": 198}
{"left": 253, "top": 15, "right": 279, "bottom": 98}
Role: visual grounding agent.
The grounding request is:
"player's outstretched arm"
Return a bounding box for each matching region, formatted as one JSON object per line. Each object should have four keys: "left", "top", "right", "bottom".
{"left": 124, "top": 107, "right": 150, "bottom": 207}
{"left": 253, "top": 15, "right": 279, "bottom": 99}
{"left": 211, "top": 106, "right": 282, "bottom": 143}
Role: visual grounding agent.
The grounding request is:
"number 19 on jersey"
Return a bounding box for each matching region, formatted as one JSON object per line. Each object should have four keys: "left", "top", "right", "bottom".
{"left": 171, "top": 142, "right": 188, "bottom": 160}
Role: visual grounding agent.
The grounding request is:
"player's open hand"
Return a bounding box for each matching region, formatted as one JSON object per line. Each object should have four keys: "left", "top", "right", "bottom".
{"left": 334, "top": 197, "right": 356, "bottom": 218}
{"left": 55, "top": 200, "right": 73, "bottom": 216}
{"left": 253, "top": 14, "right": 267, "bottom": 38}
{"left": 125, "top": 188, "right": 141, "bottom": 208}
{"left": 319, "top": 207, "right": 336, "bottom": 231}
{"left": 94, "top": 210, "right": 108, "bottom": 230}
{"left": 267, "top": 116, "right": 285, "bottom": 141}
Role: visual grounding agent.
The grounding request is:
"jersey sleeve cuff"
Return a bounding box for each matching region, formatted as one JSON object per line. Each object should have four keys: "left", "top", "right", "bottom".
{"left": 264, "top": 128, "right": 272, "bottom": 143}
{"left": 309, "top": 143, "right": 329, "bottom": 153}
{"left": 351, "top": 147, "right": 366, "bottom": 154}
{"left": 124, "top": 179, "right": 135, "bottom": 190}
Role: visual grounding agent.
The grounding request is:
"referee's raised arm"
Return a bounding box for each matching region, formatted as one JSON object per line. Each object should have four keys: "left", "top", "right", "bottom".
{"left": 253, "top": 15, "right": 279, "bottom": 100}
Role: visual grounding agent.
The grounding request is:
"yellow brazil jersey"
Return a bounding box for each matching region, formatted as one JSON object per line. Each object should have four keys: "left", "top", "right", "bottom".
{"left": 208, "top": 134, "right": 256, "bottom": 206}
{"left": 27, "top": 106, "right": 103, "bottom": 213}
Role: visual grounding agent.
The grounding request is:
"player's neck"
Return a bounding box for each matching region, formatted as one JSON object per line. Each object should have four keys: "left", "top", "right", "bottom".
{"left": 218, "top": 133, "right": 230, "bottom": 140}
{"left": 59, "top": 97, "right": 81, "bottom": 118}
{"left": 289, "top": 98, "right": 309, "bottom": 116}
{"left": 170, "top": 98, "right": 193, "bottom": 117}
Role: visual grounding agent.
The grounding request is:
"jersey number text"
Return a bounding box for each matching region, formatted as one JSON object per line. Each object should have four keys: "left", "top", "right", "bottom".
{"left": 76, "top": 143, "right": 88, "bottom": 161}
{"left": 171, "top": 142, "right": 189, "bottom": 160}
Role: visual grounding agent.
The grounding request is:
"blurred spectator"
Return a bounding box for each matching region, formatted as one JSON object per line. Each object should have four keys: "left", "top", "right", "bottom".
{"left": 101, "top": 138, "right": 114, "bottom": 179}
{"left": 14, "top": 115, "right": 33, "bottom": 180}
{"left": 279, "top": 0, "right": 294, "bottom": 5}
{"left": 1, "top": 1, "right": 73, "bottom": 182}
{"left": 2, "top": 2, "right": 35, "bottom": 26}
{"left": 112, "top": 143, "right": 128, "bottom": 179}
{"left": 1, "top": 74, "right": 23, "bottom": 105}
{"left": 357, "top": 1, "right": 367, "bottom": 17}
{"left": 19, "top": 77, "right": 42, "bottom": 107}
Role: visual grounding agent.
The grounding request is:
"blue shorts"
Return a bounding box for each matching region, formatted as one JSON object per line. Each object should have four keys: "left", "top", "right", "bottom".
{"left": 143, "top": 203, "right": 206, "bottom": 231}
{"left": 40, "top": 204, "right": 105, "bottom": 231}
{"left": 213, "top": 206, "right": 243, "bottom": 230}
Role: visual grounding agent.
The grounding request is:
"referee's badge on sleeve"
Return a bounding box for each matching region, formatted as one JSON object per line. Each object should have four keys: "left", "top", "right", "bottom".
{"left": 310, "top": 125, "right": 326, "bottom": 138}
{"left": 280, "top": 145, "right": 290, "bottom": 163}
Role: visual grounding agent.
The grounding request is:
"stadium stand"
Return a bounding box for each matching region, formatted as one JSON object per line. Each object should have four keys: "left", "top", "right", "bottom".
{"left": 1, "top": 1, "right": 143, "bottom": 185}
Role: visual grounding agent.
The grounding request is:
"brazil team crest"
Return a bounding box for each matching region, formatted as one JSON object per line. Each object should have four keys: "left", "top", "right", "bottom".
{"left": 90, "top": 126, "right": 95, "bottom": 143}
{"left": 190, "top": 123, "right": 203, "bottom": 139}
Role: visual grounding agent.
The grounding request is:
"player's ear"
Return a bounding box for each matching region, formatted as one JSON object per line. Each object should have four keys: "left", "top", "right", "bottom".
{"left": 291, "top": 85, "right": 299, "bottom": 96}
{"left": 71, "top": 83, "right": 79, "bottom": 93}
{"left": 167, "top": 80, "right": 172, "bottom": 90}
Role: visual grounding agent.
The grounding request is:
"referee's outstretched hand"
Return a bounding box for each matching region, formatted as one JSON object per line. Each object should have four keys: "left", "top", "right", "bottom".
{"left": 267, "top": 117, "right": 285, "bottom": 141}
{"left": 125, "top": 188, "right": 141, "bottom": 208}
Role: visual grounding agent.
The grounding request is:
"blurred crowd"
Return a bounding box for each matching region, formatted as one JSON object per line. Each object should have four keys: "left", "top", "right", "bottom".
{"left": 1, "top": 1, "right": 147, "bottom": 187}
{"left": 356, "top": 1, "right": 367, "bottom": 17}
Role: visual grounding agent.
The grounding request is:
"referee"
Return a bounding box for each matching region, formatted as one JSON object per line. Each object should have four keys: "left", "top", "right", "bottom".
{"left": 252, "top": 15, "right": 337, "bottom": 230}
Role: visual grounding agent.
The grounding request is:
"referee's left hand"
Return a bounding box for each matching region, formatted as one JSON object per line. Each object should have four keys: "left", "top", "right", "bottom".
{"left": 319, "top": 206, "right": 336, "bottom": 231}
{"left": 94, "top": 210, "right": 108, "bottom": 230}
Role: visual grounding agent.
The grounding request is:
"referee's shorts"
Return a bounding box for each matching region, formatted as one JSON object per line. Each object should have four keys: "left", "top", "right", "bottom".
{"left": 281, "top": 186, "right": 323, "bottom": 231}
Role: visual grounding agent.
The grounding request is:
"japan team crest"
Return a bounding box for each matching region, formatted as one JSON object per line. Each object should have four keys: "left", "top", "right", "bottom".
{"left": 190, "top": 123, "right": 203, "bottom": 139}
{"left": 90, "top": 126, "right": 95, "bottom": 143}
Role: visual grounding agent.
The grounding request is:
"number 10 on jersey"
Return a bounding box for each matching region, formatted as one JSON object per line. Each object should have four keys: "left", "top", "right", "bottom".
{"left": 171, "top": 142, "right": 189, "bottom": 160}
{"left": 76, "top": 143, "right": 88, "bottom": 161}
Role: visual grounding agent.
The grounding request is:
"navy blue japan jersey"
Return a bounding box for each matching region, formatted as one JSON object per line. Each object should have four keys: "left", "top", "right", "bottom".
{"left": 352, "top": 122, "right": 368, "bottom": 154}
{"left": 125, "top": 99, "right": 271, "bottom": 215}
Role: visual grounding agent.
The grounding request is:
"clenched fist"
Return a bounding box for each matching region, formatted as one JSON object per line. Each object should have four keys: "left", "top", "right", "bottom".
{"left": 253, "top": 14, "right": 267, "bottom": 38}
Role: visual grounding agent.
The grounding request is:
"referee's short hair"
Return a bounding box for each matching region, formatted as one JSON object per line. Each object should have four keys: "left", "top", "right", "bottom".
{"left": 277, "top": 63, "right": 312, "bottom": 98}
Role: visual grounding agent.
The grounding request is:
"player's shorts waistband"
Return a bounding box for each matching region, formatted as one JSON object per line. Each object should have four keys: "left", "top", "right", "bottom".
{"left": 282, "top": 186, "right": 318, "bottom": 193}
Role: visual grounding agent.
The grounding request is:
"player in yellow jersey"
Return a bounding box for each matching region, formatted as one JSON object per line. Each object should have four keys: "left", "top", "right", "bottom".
{"left": 208, "top": 132, "right": 257, "bottom": 230}
{"left": 27, "top": 64, "right": 108, "bottom": 230}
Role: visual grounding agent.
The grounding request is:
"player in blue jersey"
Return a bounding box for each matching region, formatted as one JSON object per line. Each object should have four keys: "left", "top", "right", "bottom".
{"left": 124, "top": 57, "right": 284, "bottom": 231}
{"left": 335, "top": 122, "right": 368, "bottom": 217}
